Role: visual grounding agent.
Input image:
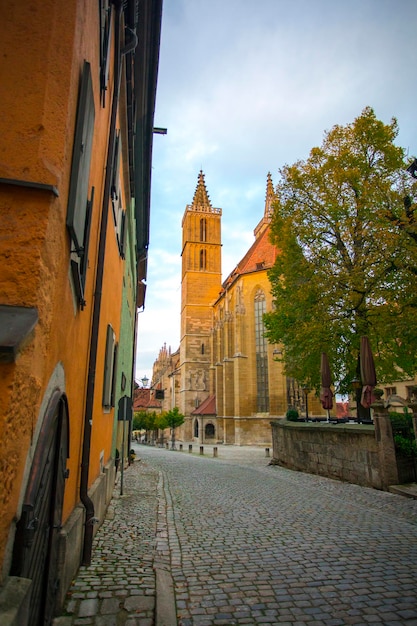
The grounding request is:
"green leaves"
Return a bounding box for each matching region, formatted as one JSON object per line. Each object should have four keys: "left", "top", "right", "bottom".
{"left": 265, "top": 107, "right": 417, "bottom": 394}
{"left": 163, "top": 407, "right": 185, "bottom": 429}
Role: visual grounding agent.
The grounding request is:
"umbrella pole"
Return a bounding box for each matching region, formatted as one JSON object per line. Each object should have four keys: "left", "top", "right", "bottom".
{"left": 326, "top": 409, "right": 330, "bottom": 422}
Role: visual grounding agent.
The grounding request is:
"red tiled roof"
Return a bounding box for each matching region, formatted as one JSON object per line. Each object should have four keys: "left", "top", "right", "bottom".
{"left": 336, "top": 402, "right": 350, "bottom": 419}
{"left": 239, "top": 226, "right": 276, "bottom": 273}
{"left": 133, "top": 388, "right": 161, "bottom": 411}
{"left": 222, "top": 224, "right": 278, "bottom": 290}
{"left": 191, "top": 394, "right": 216, "bottom": 415}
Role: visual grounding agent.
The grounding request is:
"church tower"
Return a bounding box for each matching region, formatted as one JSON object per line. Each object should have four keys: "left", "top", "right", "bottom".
{"left": 179, "top": 171, "right": 222, "bottom": 434}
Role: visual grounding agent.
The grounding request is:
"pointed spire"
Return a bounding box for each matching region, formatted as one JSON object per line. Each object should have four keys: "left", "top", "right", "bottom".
{"left": 253, "top": 172, "right": 276, "bottom": 239}
{"left": 264, "top": 172, "right": 276, "bottom": 219}
{"left": 191, "top": 170, "right": 212, "bottom": 212}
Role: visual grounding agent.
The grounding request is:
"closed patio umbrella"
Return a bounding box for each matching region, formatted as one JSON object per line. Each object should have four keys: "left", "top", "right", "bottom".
{"left": 320, "top": 352, "right": 333, "bottom": 419}
{"left": 360, "top": 336, "right": 377, "bottom": 409}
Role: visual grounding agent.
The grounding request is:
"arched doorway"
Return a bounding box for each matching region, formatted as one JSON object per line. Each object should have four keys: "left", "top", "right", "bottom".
{"left": 11, "top": 390, "right": 69, "bottom": 626}
{"left": 205, "top": 423, "right": 215, "bottom": 439}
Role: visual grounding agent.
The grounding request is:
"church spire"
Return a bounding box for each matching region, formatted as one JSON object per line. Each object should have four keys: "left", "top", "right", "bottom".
{"left": 191, "top": 170, "right": 212, "bottom": 212}
{"left": 254, "top": 172, "right": 276, "bottom": 238}
{"left": 264, "top": 172, "right": 276, "bottom": 219}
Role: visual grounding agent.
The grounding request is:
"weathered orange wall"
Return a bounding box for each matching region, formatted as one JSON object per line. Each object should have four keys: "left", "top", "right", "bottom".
{"left": 0, "top": 0, "right": 125, "bottom": 575}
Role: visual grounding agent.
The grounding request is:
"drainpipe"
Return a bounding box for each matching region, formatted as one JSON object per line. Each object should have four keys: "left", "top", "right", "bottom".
{"left": 80, "top": 0, "right": 123, "bottom": 566}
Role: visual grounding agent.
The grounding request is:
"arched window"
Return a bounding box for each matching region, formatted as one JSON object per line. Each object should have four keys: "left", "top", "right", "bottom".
{"left": 201, "top": 343, "right": 205, "bottom": 355}
{"left": 200, "top": 218, "right": 207, "bottom": 242}
{"left": 199, "top": 248, "right": 206, "bottom": 270}
{"left": 254, "top": 290, "right": 269, "bottom": 412}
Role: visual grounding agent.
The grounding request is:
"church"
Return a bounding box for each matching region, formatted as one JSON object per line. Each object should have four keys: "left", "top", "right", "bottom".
{"left": 151, "top": 171, "right": 321, "bottom": 445}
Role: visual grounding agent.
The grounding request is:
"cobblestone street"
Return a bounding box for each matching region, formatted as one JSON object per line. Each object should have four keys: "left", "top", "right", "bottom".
{"left": 56, "top": 443, "right": 417, "bottom": 625}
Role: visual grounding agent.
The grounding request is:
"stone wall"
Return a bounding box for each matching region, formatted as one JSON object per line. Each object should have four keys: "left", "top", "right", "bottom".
{"left": 271, "top": 420, "right": 383, "bottom": 489}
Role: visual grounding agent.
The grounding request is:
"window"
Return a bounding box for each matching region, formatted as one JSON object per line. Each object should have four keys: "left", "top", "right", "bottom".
{"left": 406, "top": 386, "right": 417, "bottom": 401}
{"left": 385, "top": 386, "right": 397, "bottom": 399}
{"left": 200, "top": 218, "right": 207, "bottom": 242}
{"left": 103, "top": 324, "right": 117, "bottom": 408}
{"left": 66, "top": 61, "right": 95, "bottom": 309}
{"left": 69, "top": 188, "right": 93, "bottom": 309}
{"left": 111, "top": 131, "right": 121, "bottom": 203}
{"left": 113, "top": 196, "right": 126, "bottom": 258}
{"left": 254, "top": 290, "right": 269, "bottom": 412}
{"left": 200, "top": 248, "right": 206, "bottom": 270}
{"left": 201, "top": 343, "right": 205, "bottom": 355}
{"left": 99, "top": 0, "right": 112, "bottom": 106}
{"left": 111, "top": 132, "right": 126, "bottom": 258}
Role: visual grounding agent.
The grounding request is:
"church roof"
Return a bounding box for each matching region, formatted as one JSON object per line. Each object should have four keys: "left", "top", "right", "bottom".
{"left": 191, "top": 394, "right": 216, "bottom": 415}
{"left": 233, "top": 225, "right": 277, "bottom": 277}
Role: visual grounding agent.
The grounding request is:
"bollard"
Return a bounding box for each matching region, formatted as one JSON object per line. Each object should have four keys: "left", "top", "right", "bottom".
{"left": 200, "top": 446, "right": 204, "bottom": 455}
{"left": 265, "top": 447, "right": 270, "bottom": 458}
{"left": 179, "top": 444, "right": 183, "bottom": 451}
{"left": 213, "top": 446, "right": 218, "bottom": 457}
{"left": 188, "top": 444, "right": 192, "bottom": 453}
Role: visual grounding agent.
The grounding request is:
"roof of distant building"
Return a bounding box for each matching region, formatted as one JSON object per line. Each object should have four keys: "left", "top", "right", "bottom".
{"left": 191, "top": 394, "right": 216, "bottom": 415}
{"left": 133, "top": 388, "right": 162, "bottom": 411}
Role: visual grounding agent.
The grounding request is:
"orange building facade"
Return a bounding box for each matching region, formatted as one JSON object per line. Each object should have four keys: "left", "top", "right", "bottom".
{"left": 0, "top": 1, "right": 161, "bottom": 624}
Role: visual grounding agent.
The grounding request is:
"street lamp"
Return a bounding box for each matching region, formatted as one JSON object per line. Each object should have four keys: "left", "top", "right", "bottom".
{"left": 141, "top": 375, "right": 149, "bottom": 388}
{"left": 351, "top": 376, "right": 362, "bottom": 423}
{"left": 302, "top": 386, "right": 310, "bottom": 421}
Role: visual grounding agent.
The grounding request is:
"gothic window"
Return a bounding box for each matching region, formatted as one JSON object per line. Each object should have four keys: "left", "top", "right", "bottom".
{"left": 254, "top": 290, "right": 269, "bottom": 412}
{"left": 200, "top": 218, "right": 207, "bottom": 242}
{"left": 200, "top": 248, "right": 206, "bottom": 270}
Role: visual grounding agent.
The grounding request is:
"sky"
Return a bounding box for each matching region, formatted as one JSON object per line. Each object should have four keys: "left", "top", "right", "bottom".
{"left": 135, "top": 0, "right": 417, "bottom": 385}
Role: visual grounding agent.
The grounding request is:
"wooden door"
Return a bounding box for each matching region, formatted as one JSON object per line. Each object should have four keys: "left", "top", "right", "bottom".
{"left": 11, "top": 391, "right": 69, "bottom": 626}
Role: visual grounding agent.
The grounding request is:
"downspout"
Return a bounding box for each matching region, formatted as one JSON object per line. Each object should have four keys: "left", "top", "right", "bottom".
{"left": 80, "top": 0, "right": 123, "bottom": 566}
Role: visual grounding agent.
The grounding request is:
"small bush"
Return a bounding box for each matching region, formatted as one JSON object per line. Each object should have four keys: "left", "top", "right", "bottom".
{"left": 394, "top": 434, "right": 417, "bottom": 458}
{"left": 286, "top": 408, "right": 299, "bottom": 422}
{"left": 389, "top": 411, "right": 416, "bottom": 457}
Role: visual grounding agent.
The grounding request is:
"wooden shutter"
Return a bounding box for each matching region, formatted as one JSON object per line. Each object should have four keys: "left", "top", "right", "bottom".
{"left": 66, "top": 61, "right": 95, "bottom": 254}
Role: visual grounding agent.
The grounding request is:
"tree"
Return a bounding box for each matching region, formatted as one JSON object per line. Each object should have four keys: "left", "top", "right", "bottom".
{"left": 133, "top": 410, "right": 157, "bottom": 442}
{"left": 264, "top": 107, "right": 417, "bottom": 394}
{"left": 155, "top": 412, "right": 169, "bottom": 446}
{"left": 164, "top": 407, "right": 185, "bottom": 449}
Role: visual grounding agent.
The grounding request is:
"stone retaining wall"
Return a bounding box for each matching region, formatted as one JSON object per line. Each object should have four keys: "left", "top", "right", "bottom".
{"left": 271, "top": 420, "right": 384, "bottom": 489}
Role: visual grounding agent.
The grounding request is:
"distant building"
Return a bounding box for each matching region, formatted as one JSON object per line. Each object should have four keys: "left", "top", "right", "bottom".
{"left": 151, "top": 172, "right": 322, "bottom": 445}
{"left": 133, "top": 385, "right": 163, "bottom": 414}
{"left": 0, "top": 1, "right": 162, "bottom": 622}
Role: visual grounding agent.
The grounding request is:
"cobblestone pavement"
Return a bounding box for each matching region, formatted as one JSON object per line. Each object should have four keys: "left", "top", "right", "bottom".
{"left": 56, "top": 443, "right": 417, "bottom": 626}
{"left": 54, "top": 461, "right": 160, "bottom": 626}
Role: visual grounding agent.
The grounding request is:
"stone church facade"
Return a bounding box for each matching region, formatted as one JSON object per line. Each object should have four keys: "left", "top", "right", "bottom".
{"left": 151, "top": 171, "right": 322, "bottom": 445}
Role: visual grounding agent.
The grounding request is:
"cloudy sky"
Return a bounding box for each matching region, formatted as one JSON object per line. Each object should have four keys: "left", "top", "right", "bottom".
{"left": 135, "top": 0, "right": 417, "bottom": 384}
